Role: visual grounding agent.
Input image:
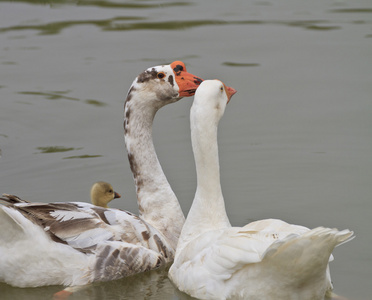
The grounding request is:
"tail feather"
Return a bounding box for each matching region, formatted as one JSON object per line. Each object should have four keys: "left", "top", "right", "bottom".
{"left": 262, "top": 227, "right": 354, "bottom": 284}
{"left": 333, "top": 229, "right": 355, "bottom": 247}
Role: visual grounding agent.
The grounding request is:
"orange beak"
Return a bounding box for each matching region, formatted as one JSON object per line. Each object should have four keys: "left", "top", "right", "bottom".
{"left": 224, "top": 84, "right": 237, "bottom": 103}
{"left": 170, "top": 61, "right": 203, "bottom": 97}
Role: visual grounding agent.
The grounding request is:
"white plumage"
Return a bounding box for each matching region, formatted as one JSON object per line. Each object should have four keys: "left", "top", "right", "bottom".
{"left": 169, "top": 80, "right": 354, "bottom": 300}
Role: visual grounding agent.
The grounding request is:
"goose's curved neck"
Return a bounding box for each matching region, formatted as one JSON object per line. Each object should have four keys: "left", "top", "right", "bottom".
{"left": 178, "top": 107, "right": 231, "bottom": 248}
{"left": 124, "top": 91, "right": 185, "bottom": 249}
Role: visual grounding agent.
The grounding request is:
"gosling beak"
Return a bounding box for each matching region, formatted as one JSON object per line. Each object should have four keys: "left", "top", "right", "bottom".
{"left": 114, "top": 192, "right": 121, "bottom": 199}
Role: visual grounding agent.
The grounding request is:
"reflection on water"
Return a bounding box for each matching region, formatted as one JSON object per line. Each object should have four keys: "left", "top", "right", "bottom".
{"left": 63, "top": 154, "right": 103, "bottom": 159}
{"left": 19, "top": 91, "right": 107, "bottom": 106}
{"left": 36, "top": 146, "right": 82, "bottom": 153}
{"left": 19, "top": 91, "right": 79, "bottom": 101}
{"left": 0, "top": 18, "right": 347, "bottom": 35}
{"left": 0, "top": 283, "right": 62, "bottom": 300}
{"left": 85, "top": 99, "right": 107, "bottom": 107}
{"left": 330, "top": 8, "right": 372, "bottom": 13}
{"left": 73, "top": 268, "right": 176, "bottom": 300}
{"left": 0, "top": 268, "right": 186, "bottom": 300}
{"left": 35, "top": 146, "right": 103, "bottom": 159}
{"left": 222, "top": 62, "right": 260, "bottom": 67}
{"left": 0, "top": 17, "right": 144, "bottom": 35}
{"left": 0, "top": 0, "right": 191, "bottom": 8}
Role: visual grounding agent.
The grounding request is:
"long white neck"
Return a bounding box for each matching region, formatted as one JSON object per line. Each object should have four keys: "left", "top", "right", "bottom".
{"left": 178, "top": 106, "right": 231, "bottom": 249}
{"left": 124, "top": 90, "right": 185, "bottom": 249}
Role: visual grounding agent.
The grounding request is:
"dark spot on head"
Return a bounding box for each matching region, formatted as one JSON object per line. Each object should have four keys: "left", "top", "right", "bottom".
{"left": 168, "top": 75, "right": 174, "bottom": 87}
{"left": 194, "top": 77, "right": 203, "bottom": 85}
{"left": 173, "top": 64, "right": 184, "bottom": 75}
{"left": 137, "top": 68, "right": 158, "bottom": 83}
{"left": 184, "top": 89, "right": 197, "bottom": 95}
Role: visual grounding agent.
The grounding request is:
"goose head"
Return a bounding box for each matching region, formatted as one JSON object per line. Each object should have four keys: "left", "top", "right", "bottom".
{"left": 90, "top": 181, "right": 121, "bottom": 208}
{"left": 125, "top": 61, "right": 203, "bottom": 111}
{"left": 192, "top": 80, "right": 237, "bottom": 124}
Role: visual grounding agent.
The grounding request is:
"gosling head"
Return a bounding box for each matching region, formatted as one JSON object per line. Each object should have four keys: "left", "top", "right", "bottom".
{"left": 90, "top": 181, "right": 121, "bottom": 208}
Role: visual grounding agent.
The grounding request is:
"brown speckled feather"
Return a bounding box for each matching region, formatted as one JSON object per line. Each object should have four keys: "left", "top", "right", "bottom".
{"left": 0, "top": 196, "right": 174, "bottom": 284}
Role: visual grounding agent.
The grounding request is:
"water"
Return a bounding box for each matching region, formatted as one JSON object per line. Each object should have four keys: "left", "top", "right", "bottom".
{"left": 0, "top": 0, "right": 371, "bottom": 299}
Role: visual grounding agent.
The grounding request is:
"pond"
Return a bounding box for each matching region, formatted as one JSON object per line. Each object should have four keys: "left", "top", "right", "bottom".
{"left": 0, "top": 0, "right": 371, "bottom": 299}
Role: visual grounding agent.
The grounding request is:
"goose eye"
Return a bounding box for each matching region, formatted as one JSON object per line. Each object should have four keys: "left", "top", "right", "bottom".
{"left": 157, "top": 72, "right": 166, "bottom": 79}
{"left": 220, "top": 86, "right": 224, "bottom": 92}
{"left": 109, "top": 189, "right": 113, "bottom": 193}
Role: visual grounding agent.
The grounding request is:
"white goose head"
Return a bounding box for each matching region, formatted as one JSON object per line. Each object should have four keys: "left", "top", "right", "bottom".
{"left": 191, "top": 79, "right": 237, "bottom": 126}
{"left": 90, "top": 181, "right": 121, "bottom": 208}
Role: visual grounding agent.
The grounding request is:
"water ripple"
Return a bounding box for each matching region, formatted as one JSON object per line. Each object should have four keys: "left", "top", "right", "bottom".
{"left": 329, "top": 8, "right": 372, "bottom": 13}
{"left": 18, "top": 91, "right": 107, "bottom": 106}
{"left": 0, "top": 0, "right": 192, "bottom": 9}
{"left": 0, "top": 18, "right": 348, "bottom": 35}
{"left": 36, "top": 146, "right": 82, "bottom": 153}
{"left": 63, "top": 154, "right": 103, "bottom": 159}
{"left": 223, "top": 62, "right": 260, "bottom": 67}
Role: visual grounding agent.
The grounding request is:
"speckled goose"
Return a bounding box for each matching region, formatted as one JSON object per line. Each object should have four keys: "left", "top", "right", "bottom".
{"left": 168, "top": 80, "right": 354, "bottom": 300}
{"left": 0, "top": 61, "right": 203, "bottom": 288}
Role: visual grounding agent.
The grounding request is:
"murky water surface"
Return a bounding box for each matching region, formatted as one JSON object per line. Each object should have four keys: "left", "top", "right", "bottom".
{"left": 0, "top": 0, "right": 371, "bottom": 299}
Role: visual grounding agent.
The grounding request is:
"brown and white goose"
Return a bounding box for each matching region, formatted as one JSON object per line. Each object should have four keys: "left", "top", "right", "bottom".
{"left": 0, "top": 61, "right": 203, "bottom": 288}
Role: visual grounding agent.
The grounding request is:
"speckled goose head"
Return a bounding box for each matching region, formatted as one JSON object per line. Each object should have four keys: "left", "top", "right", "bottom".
{"left": 125, "top": 61, "right": 203, "bottom": 110}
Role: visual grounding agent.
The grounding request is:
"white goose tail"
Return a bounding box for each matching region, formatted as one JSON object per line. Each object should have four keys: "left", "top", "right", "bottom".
{"left": 262, "top": 227, "right": 354, "bottom": 297}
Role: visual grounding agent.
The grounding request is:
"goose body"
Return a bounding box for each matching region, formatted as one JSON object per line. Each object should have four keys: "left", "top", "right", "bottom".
{"left": 0, "top": 61, "right": 203, "bottom": 288}
{"left": 168, "top": 80, "right": 354, "bottom": 300}
{"left": 0, "top": 199, "right": 172, "bottom": 287}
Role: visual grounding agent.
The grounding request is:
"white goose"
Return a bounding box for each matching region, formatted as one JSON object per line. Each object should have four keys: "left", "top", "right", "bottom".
{"left": 168, "top": 80, "right": 354, "bottom": 300}
{"left": 0, "top": 61, "right": 203, "bottom": 288}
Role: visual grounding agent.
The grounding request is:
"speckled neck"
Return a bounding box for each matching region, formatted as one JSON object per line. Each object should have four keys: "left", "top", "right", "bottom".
{"left": 123, "top": 86, "right": 185, "bottom": 249}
